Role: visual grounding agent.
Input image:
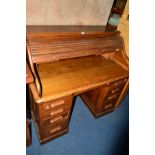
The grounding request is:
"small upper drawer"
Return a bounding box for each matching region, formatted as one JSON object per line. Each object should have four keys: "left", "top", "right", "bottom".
{"left": 38, "top": 96, "right": 73, "bottom": 119}
{"left": 40, "top": 118, "right": 69, "bottom": 139}
{"left": 109, "top": 78, "right": 127, "bottom": 90}
{"left": 42, "top": 104, "right": 71, "bottom": 119}
{"left": 42, "top": 96, "right": 72, "bottom": 112}
{"left": 108, "top": 87, "right": 123, "bottom": 97}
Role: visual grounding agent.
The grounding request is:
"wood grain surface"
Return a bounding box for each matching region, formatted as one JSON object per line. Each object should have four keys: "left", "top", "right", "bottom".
{"left": 31, "top": 55, "right": 128, "bottom": 103}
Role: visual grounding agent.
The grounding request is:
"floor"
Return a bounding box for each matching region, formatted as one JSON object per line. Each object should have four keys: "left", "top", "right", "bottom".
{"left": 26, "top": 93, "right": 129, "bottom": 155}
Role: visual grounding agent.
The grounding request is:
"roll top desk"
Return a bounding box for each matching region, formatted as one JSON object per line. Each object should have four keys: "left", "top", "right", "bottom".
{"left": 26, "top": 26, "right": 129, "bottom": 144}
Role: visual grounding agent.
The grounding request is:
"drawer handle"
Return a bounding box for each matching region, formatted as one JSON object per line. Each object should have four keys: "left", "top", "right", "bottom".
{"left": 49, "top": 126, "right": 61, "bottom": 133}
{"left": 51, "top": 100, "right": 65, "bottom": 108}
{"left": 108, "top": 94, "right": 117, "bottom": 100}
{"left": 45, "top": 106, "right": 50, "bottom": 110}
{"left": 111, "top": 88, "right": 120, "bottom": 94}
{"left": 105, "top": 103, "right": 113, "bottom": 109}
{"left": 50, "top": 116, "right": 63, "bottom": 123}
{"left": 50, "top": 108, "right": 64, "bottom": 116}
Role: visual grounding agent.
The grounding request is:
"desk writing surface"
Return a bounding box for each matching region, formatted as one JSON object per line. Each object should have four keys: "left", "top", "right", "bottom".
{"left": 36, "top": 55, "right": 128, "bottom": 102}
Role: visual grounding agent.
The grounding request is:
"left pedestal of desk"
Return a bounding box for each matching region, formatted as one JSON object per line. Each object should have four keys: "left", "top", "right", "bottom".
{"left": 28, "top": 86, "right": 73, "bottom": 144}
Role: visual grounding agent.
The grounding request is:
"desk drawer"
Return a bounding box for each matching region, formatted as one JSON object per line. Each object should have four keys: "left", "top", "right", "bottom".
{"left": 40, "top": 118, "right": 68, "bottom": 139}
{"left": 42, "top": 104, "right": 71, "bottom": 118}
{"left": 81, "top": 78, "right": 128, "bottom": 117}
{"left": 40, "top": 96, "right": 73, "bottom": 119}
{"left": 106, "top": 90, "right": 121, "bottom": 100}
{"left": 109, "top": 78, "right": 127, "bottom": 90}
{"left": 103, "top": 78, "right": 128, "bottom": 106}
{"left": 104, "top": 102, "right": 115, "bottom": 110}
{"left": 42, "top": 96, "right": 72, "bottom": 112}
{"left": 104, "top": 90, "right": 121, "bottom": 105}
{"left": 39, "top": 112, "right": 69, "bottom": 127}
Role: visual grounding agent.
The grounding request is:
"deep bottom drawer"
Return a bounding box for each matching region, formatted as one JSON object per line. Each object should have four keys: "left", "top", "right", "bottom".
{"left": 40, "top": 119, "right": 68, "bottom": 139}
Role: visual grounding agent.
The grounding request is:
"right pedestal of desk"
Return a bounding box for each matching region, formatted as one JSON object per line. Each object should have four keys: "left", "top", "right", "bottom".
{"left": 81, "top": 77, "right": 128, "bottom": 117}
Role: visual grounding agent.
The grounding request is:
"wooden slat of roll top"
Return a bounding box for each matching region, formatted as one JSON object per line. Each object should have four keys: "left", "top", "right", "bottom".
{"left": 28, "top": 35, "right": 121, "bottom": 46}
{"left": 29, "top": 37, "right": 122, "bottom": 55}
{"left": 27, "top": 36, "right": 123, "bottom": 63}
{"left": 26, "top": 26, "right": 122, "bottom": 63}
{"left": 29, "top": 39, "right": 121, "bottom": 49}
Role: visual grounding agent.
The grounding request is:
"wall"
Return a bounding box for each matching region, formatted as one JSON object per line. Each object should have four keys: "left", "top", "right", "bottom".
{"left": 26, "top": 0, "right": 114, "bottom": 25}
{"left": 118, "top": 0, "right": 129, "bottom": 57}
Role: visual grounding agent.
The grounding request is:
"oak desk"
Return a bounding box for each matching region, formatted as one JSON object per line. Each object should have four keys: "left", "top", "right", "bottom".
{"left": 26, "top": 26, "right": 129, "bottom": 144}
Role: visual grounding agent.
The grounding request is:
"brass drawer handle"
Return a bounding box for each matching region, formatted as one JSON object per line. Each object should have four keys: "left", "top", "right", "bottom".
{"left": 50, "top": 116, "right": 63, "bottom": 123}
{"left": 111, "top": 88, "right": 120, "bottom": 94}
{"left": 124, "top": 78, "right": 127, "bottom": 82}
{"left": 49, "top": 126, "right": 61, "bottom": 133}
{"left": 108, "top": 94, "right": 117, "bottom": 100}
{"left": 50, "top": 108, "right": 64, "bottom": 116}
{"left": 45, "top": 100, "right": 65, "bottom": 110}
{"left": 105, "top": 103, "right": 113, "bottom": 109}
{"left": 51, "top": 100, "right": 65, "bottom": 108}
{"left": 45, "top": 106, "right": 50, "bottom": 110}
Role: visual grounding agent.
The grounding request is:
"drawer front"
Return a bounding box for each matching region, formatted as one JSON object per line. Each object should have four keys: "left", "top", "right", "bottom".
{"left": 41, "top": 96, "right": 73, "bottom": 118}
{"left": 43, "top": 105, "right": 71, "bottom": 118}
{"left": 39, "top": 112, "right": 69, "bottom": 127}
{"left": 104, "top": 102, "right": 115, "bottom": 110}
{"left": 102, "top": 79, "right": 128, "bottom": 111}
{"left": 42, "top": 96, "right": 72, "bottom": 112}
{"left": 106, "top": 90, "right": 121, "bottom": 100}
{"left": 41, "top": 119, "right": 68, "bottom": 139}
{"left": 104, "top": 91, "right": 121, "bottom": 106}
{"left": 109, "top": 78, "right": 127, "bottom": 90}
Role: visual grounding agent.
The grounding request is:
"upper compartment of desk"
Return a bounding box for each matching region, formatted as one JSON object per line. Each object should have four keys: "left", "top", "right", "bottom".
{"left": 26, "top": 26, "right": 123, "bottom": 64}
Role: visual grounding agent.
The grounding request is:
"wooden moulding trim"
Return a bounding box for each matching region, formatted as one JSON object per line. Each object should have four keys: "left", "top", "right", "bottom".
{"left": 120, "top": 36, "right": 129, "bottom": 65}
{"left": 109, "top": 36, "right": 129, "bottom": 71}
{"left": 111, "top": 58, "right": 128, "bottom": 71}
{"left": 26, "top": 40, "right": 42, "bottom": 97}
{"left": 29, "top": 83, "right": 42, "bottom": 103}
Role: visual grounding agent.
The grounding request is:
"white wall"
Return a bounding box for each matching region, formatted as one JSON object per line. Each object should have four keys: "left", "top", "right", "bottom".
{"left": 26, "top": 0, "right": 114, "bottom": 25}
